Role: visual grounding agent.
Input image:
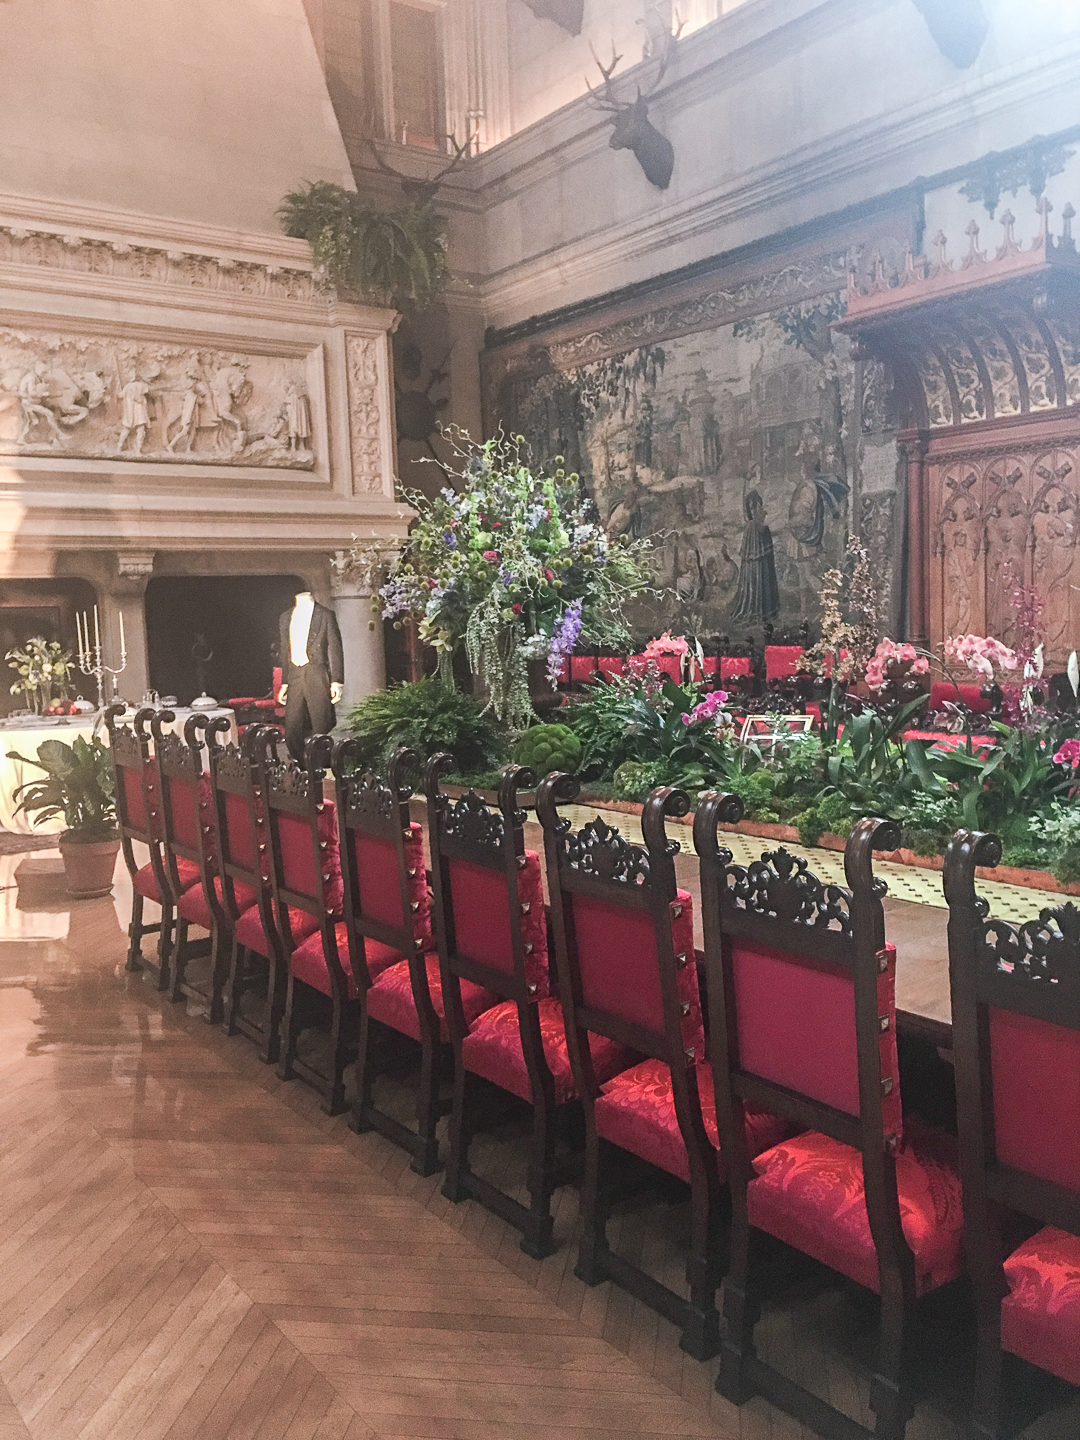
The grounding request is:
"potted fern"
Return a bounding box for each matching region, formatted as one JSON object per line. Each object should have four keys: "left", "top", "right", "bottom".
{"left": 7, "top": 736, "right": 119, "bottom": 897}
{"left": 278, "top": 181, "right": 447, "bottom": 311}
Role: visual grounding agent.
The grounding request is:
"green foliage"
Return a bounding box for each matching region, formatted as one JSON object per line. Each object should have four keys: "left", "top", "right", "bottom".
{"left": 345, "top": 678, "right": 505, "bottom": 775}
{"left": 906, "top": 724, "right": 1075, "bottom": 834}
{"left": 8, "top": 736, "right": 116, "bottom": 839}
{"left": 6, "top": 636, "right": 75, "bottom": 714}
{"left": 279, "top": 182, "right": 447, "bottom": 311}
{"left": 612, "top": 760, "right": 670, "bottom": 802}
{"left": 514, "top": 723, "right": 581, "bottom": 777}
{"left": 565, "top": 676, "right": 646, "bottom": 780}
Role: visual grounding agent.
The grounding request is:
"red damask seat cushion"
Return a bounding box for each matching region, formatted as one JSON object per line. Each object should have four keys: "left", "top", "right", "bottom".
{"left": 133, "top": 857, "right": 199, "bottom": 903}
{"left": 1001, "top": 1226, "right": 1080, "bottom": 1387}
{"left": 177, "top": 876, "right": 258, "bottom": 931}
{"left": 747, "top": 1123, "right": 964, "bottom": 1297}
{"left": 289, "top": 921, "right": 405, "bottom": 1001}
{"left": 234, "top": 902, "right": 317, "bottom": 960}
{"left": 462, "top": 995, "right": 633, "bottom": 1106}
{"left": 365, "top": 953, "right": 496, "bottom": 1042}
{"left": 594, "top": 1057, "right": 790, "bottom": 1184}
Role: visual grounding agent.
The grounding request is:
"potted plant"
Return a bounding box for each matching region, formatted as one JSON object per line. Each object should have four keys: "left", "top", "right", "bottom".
{"left": 7, "top": 735, "right": 120, "bottom": 897}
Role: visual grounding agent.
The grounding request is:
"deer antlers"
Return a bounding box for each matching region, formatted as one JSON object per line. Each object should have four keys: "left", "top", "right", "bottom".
{"left": 584, "top": 12, "right": 683, "bottom": 191}
{"left": 367, "top": 125, "right": 478, "bottom": 204}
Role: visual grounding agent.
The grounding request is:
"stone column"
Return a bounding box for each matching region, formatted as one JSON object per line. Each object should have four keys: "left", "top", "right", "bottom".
{"left": 330, "top": 551, "right": 387, "bottom": 716}
{"left": 103, "top": 552, "right": 155, "bottom": 705}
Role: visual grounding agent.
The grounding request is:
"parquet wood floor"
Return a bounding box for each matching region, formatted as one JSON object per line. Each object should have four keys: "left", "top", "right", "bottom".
{"left": 1, "top": 849, "right": 1077, "bottom": 1440}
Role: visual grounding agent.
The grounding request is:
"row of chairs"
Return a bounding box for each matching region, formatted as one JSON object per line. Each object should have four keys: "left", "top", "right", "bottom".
{"left": 105, "top": 705, "right": 1078, "bottom": 1440}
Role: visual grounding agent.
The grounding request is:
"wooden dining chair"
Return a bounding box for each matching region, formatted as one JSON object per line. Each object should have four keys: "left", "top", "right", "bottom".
{"left": 151, "top": 710, "right": 226, "bottom": 1020}
{"left": 209, "top": 722, "right": 289, "bottom": 1063}
{"left": 106, "top": 703, "right": 195, "bottom": 986}
{"left": 426, "top": 759, "right": 566, "bottom": 1256}
{"left": 539, "top": 777, "right": 770, "bottom": 1359}
{"left": 268, "top": 735, "right": 351, "bottom": 1113}
{"left": 945, "top": 829, "right": 1080, "bottom": 1440}
{"left": 332, "top": 742, "right": 449, "bottom": 1174}
{"left": 698, "top": 811, "right": 965, "bottom": 1440}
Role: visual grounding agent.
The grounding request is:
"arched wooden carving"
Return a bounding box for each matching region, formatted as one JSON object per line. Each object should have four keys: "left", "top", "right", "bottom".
{"left": 837, "top": 200, "right": 1080, "bottom": 662}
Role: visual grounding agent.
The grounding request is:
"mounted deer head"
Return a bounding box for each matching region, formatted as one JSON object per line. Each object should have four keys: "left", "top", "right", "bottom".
{"left": 586, "top": 18, "right": 683, "bottom": 191}
{"left": 367, "top": 126, "right": 478, "bottom": 205}
{"left": 521, "top": 0, "right": 583, "bottom": 34}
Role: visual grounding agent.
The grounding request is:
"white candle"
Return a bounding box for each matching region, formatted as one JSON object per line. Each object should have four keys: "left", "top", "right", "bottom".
{"left": 93, "top": 604, "right": 101, "bottom": 657}
{"left": 76, "top": 611, "right": 84, "bottom": 666}
{"left": 119, "top": 609, "right": 126, "bottom": 659}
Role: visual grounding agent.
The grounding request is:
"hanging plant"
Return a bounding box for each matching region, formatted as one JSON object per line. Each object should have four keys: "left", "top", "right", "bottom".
{"left": 278, "top": 181, "right": 448, "bottom": 312}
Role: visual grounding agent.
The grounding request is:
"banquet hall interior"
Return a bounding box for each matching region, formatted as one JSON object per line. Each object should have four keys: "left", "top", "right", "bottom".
{"left": 2, "top": 2, "right": 1080, "bottom": 1438}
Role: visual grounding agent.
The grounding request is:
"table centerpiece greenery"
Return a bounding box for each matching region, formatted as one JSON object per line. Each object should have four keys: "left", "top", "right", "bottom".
{"left": 375, "top": 430, "right": 656, "bottom": 728}
{"left": 6, "top": 637, "right": 75, "bottom": 715}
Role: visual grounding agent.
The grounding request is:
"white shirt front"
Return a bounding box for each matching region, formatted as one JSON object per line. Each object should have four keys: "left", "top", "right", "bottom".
{"left": 289, "top": 593, "right": 315, "bottom": 667}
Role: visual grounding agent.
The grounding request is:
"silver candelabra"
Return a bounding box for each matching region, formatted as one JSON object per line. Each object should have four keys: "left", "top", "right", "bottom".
{"left": 76, "top": 605, "right": 127, "bottom": 709}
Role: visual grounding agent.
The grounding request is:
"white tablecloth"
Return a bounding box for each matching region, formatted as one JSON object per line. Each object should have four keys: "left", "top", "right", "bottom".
{"left": 0, "top": 707, "right": 237, "bottom": 834}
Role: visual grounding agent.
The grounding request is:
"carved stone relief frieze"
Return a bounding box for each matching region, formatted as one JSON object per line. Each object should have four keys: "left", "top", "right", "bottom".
{"left": 0, "top": 328, "right": 316, "bottom": 467}
{"left": 345, "top": 334, "right": 385, "bottom": 494}
{"left": 0, "top": 226, "right": 316, "bottom": 303}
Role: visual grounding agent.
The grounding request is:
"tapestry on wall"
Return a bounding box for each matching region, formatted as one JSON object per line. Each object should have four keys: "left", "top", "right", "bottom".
{"left": 485, "top": 233, "right": 910, "bottom": 642}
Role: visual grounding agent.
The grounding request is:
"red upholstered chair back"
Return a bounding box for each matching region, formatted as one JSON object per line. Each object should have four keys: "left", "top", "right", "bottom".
{"left": 331, "top": 741, "right": 432, "bottom": 990}
{"left": 931, "top": 680, "right": 990, "bottom": 714}
{"left": 696, "top": 803, "right": 907, "bottom": 1219}
{"left": 425, "top": 762, "right": 547, "bottom": 1010}
{"left": 946, "top": 831, "right": 1080, "bottom": 1235}
{"left": 765, "top": 645, "right": 804, "bottom": 682}
{"left": 539, "top": 778, "right": 701, "bottom": 1085}
{"left": 151, "top": 710, "right": 219, "bottom": 913}
{"left": 206, "top": 723, "right": 275, "bottom": 925}
{"left": 264, "top": 739, "right": 343, "bottom": 952}
{"left": 104, "top": 704, "right": 165, "bottom": 883}
{"left": 720, "top": 655, "right": 753, "bottom": 682}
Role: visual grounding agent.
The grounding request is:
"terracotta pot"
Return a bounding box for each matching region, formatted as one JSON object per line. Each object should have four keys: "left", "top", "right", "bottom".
{"left": 58, "top": 833, "right": 121, "bottom": 899}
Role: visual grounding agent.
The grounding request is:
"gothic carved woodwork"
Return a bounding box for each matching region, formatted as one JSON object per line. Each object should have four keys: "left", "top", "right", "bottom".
{"left": 838, "top": 200, "right": 1080, "bottom": 657}
{"left": 345, "top": 334, "right": 385, "bottom": 494}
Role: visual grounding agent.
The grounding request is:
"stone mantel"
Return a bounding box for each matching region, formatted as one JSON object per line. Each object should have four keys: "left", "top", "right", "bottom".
{"left": 0, "top": 191, "right": 409, "bottom": 588}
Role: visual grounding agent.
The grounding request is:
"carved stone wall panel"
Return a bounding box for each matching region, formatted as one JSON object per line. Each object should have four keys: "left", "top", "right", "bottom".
{"left": 345, "top": 334, "right": 385, "bottom": 494}
{"left": 0, "top": 326, "right": 317, "bottom": 468}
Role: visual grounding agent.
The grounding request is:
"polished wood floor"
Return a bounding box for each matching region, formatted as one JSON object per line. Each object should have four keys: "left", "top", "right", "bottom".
{"left": 1, "top": 850, "right": 1077, "bottom": 1440}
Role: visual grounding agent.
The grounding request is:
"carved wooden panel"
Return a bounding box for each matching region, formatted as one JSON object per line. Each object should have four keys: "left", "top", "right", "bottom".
{"left": 928, "top": 443, "right": 1080, "bottom": 665}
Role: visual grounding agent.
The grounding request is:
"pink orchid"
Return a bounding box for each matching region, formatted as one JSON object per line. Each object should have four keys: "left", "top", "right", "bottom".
{"left": 482, "top": 550, "right": 498, "bottom": 562}
{"left": 1054, "top": 739, "right": 1080, "bottom": 770}
{"left": 681, "top": 689, "right": 729, "bottom": 726}
{"left": 644, "top": 631, "right": 690, "bottom": 657}
{"left": 911, "top": 656, "right": 930, "bottom": 675}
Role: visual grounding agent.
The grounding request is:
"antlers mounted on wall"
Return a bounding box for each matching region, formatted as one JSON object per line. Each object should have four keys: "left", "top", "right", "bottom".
{"left": 367, "top": 126, "right": 478, "bottom": 204}
{"left": 586, "top": 14, "right": 684, "bottom": 191}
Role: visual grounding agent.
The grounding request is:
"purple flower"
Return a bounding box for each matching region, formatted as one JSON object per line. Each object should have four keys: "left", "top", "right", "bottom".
{"left": 545, "top": 599, "right": 583, "bottom": 685}
{"left": 442, "top": 530, "right": 457, "bottom": 549}
{"left": 500, "top": 568, "right": 513, "bottom": 585}
{"left": 682, "top": 690, "right": 729, "bottom": 727}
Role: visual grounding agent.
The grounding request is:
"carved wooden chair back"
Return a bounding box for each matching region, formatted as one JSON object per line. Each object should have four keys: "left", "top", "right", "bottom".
{"left": 538, "top": 777, "right": 704, "bottom": 1140}
{"left": 425, "top": 759, "right": 547, "bottom": 1027}
{"left": 331, "top": 741, "right": 430, "bottom": 992}
{"left": 206, "top": 722, "right": 277, "bottom": 936}
{"left": 945, "top": 830, "right": 1080, "bottom": 1404}
{"left": 262, "top": 734, "right": 342, "bottom": 975}
{"left": 150, "top": 711, "right": 218, "bottom": 913}
{"left": 106, "top": 703, "right": 164, "bottom": 877}
{"left": 695, "top": 806, "right": 910, "bottom": 1279}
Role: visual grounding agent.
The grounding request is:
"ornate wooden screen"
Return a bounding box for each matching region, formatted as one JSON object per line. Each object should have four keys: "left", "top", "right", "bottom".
{"left": 838, "top": 201, "right": 1080, "bottom": 665}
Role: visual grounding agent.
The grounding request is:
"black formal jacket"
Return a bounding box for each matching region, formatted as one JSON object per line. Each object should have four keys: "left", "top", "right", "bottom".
{"left": 278, "top": 601, "right": 344, "bottom": 688}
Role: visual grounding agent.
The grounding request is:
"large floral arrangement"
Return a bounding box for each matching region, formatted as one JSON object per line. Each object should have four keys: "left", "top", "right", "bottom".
{"left": 379, "top": 431, "right": 655, "bottom": 727}
{"left": 6, "top": 637, "right": 75, "bottom": 715}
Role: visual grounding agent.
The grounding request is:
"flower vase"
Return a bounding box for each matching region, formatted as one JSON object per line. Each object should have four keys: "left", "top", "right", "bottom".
{"left": 527, "top": 658, "right": 562, "bottom": 718}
